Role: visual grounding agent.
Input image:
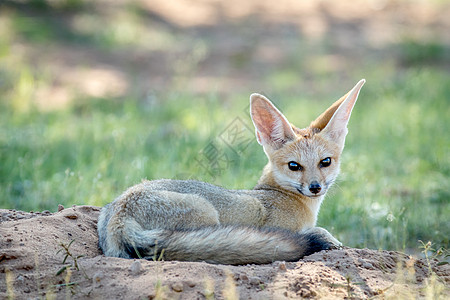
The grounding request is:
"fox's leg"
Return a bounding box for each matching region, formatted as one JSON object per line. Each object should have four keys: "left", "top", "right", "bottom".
{"left": 300, "top": 227, "right": 342, "bottom": 248}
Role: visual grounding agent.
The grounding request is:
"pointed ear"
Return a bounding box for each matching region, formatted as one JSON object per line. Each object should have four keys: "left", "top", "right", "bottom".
{"left": 319, "top": 79, "right": 365, "bottom": 147}
{"left": 250, "top": 93, "right": 296, "bottom": 150}
{"left": 310, "top": 92, "right": 349, "bottom": 131}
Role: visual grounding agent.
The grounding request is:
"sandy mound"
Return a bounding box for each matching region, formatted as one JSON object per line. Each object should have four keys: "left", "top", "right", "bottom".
{"left": 1, "top": 206, "right": 448, "bottom": 299}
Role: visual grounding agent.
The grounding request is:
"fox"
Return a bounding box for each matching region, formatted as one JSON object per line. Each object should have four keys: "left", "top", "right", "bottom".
{"left": 97, "top": 79, "right": 366, "bottom": 265}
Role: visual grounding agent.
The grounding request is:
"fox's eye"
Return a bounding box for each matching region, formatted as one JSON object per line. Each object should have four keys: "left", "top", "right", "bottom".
{"left": 288, "top": 161, "right": 303, "bottom": 171}
{"left": 319, "top": 157, "right": 332, "bottom": 168}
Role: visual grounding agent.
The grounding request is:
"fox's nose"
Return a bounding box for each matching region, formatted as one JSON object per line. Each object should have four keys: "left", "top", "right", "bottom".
{"left": 309, "top": 181, "right": 322, "bottom": 194}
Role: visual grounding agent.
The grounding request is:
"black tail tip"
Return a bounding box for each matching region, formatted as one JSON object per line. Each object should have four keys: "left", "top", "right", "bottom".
{"left": 303, "top": 233, "right": 338, "bottom": 257}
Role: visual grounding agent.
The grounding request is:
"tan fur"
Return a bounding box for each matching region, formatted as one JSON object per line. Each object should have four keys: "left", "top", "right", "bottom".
{"left": 98, "top": 79, "right": 365, "bottom": 265}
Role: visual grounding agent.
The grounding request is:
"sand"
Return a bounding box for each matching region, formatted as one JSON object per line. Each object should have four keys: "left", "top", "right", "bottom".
{"left": 1, "top": 205, "right": 448, "bottom": 299}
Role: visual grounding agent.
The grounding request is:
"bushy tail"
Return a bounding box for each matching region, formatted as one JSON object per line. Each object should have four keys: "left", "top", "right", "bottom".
{"left": 102, "top": 223, "right": 336, "bottom": 265}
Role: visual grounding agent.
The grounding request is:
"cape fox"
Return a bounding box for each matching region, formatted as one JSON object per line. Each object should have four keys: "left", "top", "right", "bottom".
{"left": 98, "top": 79, "right": 365, "bottom": 265}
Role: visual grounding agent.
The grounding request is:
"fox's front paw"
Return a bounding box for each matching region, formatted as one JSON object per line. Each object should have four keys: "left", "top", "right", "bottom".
{"left": 302, "top": 227, "right": 342, "bottom": 251}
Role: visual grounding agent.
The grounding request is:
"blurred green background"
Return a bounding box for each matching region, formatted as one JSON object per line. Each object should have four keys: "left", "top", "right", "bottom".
{"left": 0, "top": 0, "right": 449, "bottom": 254}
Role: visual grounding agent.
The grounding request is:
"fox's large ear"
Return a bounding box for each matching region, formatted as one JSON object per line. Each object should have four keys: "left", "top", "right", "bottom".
{"left": 250, "top": 94, "right": 296, "bottom": 150}
{"left": 318, "top": 79, "right": 365, "bottom": 147}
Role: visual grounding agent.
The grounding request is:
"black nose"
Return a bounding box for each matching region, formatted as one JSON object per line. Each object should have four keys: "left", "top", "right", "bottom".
{"left": 309, "top": 181, "right": 322, "bottom": 194}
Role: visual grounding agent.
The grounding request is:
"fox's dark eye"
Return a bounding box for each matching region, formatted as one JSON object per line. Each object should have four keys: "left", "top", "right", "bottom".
{"left": 319, "top": 157, "right": 332, "bottom": 168}
{"left": 288, "top": 161, "right": 303, "bottom": 171}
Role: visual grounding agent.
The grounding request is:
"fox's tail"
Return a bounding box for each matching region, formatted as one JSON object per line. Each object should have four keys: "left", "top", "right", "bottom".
{"left": 98, "top": 213, "right": 335, "bottom": 265}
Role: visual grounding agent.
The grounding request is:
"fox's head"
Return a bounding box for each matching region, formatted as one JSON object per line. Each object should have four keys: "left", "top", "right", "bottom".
{"left": 250, "top": 79, "right": 365, "bottom": 198}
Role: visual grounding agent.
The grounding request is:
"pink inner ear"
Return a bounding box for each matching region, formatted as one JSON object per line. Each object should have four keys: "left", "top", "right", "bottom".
{"left": 250, "top": 94, "right": 296, "bottom": 149}
{"left": 332, "top": 79, "right": 365, "bottom": 127}
{"left": 344, "top": 102, "right": 354, "bottom": 118}
{"left": 256, "top": 131, "right": 263, "bottom": 145}
{"left": 311, "top": 79, "right": 365, "bottom": 134}
{"left": 251, "top": 101, "right": 276, "bottom": 141}
{"left": 320, "top": 79, "right": 365, "bottom": 145}
{"left": 309, "top": 93, "right": 349, "bottom": 131}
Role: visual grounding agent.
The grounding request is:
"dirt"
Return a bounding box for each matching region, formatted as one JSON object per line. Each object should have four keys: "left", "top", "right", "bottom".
{"left": 1, "top": 205, "right": 449, "bottom": 299}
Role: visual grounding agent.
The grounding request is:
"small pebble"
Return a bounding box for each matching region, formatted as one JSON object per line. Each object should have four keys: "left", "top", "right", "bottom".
{"left": 171, "top": 282, "right": 183, "bottom": 292}
{"left": 93, "top": 272, "right": 104, "bottom": 285}
{"left": 129, "top": 260, "right": 143, "bottom": 275}
{"left": 249, "top": 276, "right": 261, "bottom": 285}
{"left": 58, "top": 204, "right": 64, "bottom": 212}
{"left": 16, "top": 275, "right": 25, "bottom": 284}
{"left": 278, "top": 262, "right": 287, "bottom": 271}
{"left": 186, "top": 280, "right": 196, "bottom": 288}
{"left": 239, "top": 274, "right": 249, "bottom": 281}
